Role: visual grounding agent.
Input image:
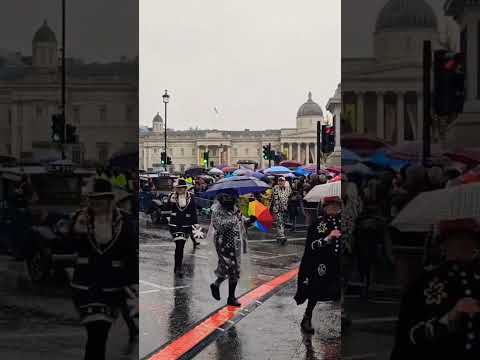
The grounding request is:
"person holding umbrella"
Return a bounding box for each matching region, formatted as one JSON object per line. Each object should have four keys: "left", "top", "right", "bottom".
{"left": 294, "top": 196, "right": 342, "bottom": 334}
{"left": 209, "top": 189, "right": 256, "bottom": 306}
{"left": 167, "top": 178, "right": 199, "bottom": 277}
{"left": 270, "top": 176, "right": 292, "bottom": 245}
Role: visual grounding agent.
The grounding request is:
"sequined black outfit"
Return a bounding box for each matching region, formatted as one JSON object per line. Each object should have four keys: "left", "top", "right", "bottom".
{"left": 391, "top": 259, "right": 480, "bottom": 359}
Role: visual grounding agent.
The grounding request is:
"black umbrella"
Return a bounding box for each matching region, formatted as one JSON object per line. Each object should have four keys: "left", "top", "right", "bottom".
{"left": 185, "top": 166, "right": 207, "bottom": 177}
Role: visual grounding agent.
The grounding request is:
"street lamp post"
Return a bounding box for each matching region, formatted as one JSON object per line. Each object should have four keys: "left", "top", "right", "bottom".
{"left": 162, "top": 89, "right": 170, "bottom": 170}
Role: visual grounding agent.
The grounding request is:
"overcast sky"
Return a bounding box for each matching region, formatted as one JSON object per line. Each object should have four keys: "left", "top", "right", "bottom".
{"left": 140, "top": 0, "right": 340, "bottom": 130}
{"left": 0, "top": 0, "right": 138, "bottom": 62}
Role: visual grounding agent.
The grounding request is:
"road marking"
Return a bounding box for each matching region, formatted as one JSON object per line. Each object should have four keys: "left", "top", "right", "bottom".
{"left": 343, "top": 354, "right": 377, "bottom": 360}
{"left": 251, "top": 253, "right": 299, "bottom": 260}
{"left": 140, "top": 280, "right": 190, "bottom": 291}
{"left": 141, "top": 244, "right": 174, "bottom": 248}
{"left": 352, "top": 316, "right": 398, "bottom": 325}
{"left": 145, "top": 267, "right": 299, "bottom": 360}
{"left": 247, "top": 237, "right": 305, "bottom": 243}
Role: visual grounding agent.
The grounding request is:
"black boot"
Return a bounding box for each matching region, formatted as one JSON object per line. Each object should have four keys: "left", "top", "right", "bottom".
{"left": 301, "top": 316, "right": 314, "bottom": 334}
{"left": 210, "top": 283, "right": 221, "bottom": 301}
{"left": 227, "top": 280, "right": 241, "bottom": 307}
{"left": 174, "top": 240, "right": 185, "bottom": 277}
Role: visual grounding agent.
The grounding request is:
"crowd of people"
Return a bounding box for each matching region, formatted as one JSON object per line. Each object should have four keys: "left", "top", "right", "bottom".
{"left": 339, "top": 158, "right": 480, "bottom": 358}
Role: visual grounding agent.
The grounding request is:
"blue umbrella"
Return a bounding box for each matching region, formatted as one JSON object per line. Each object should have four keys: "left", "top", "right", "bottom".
{"left": 341, "top": 149, "right": 363, "bottom": 164}
{"left": 264, "top": 166, "right": 292, "bottom": 175}
{"left": 203, "top": 176, "right": 270, "bottom": 198}
{"left": 232, "top": 168, "right": 254, "bottom": 176}
{"left": 368, "top": 151, "right": 409, "bottom": 172}
{"left": 251, "top": 171, "right": 269, "bottom": 181}
{"left": 294, "top": 167, "right": 309, "bottom": 176}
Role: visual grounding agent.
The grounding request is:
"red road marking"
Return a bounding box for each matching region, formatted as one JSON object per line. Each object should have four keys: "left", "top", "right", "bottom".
{"left": 148, "top": 267, "right": 299, "bottom": 360}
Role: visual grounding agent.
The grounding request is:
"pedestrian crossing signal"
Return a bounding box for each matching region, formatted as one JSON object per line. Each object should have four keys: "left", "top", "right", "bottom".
{"left": 161, "top": 152, "right": 166, "bottom": 164}
{"left": 203, "top": 151, "right": 209, "bottom": 168}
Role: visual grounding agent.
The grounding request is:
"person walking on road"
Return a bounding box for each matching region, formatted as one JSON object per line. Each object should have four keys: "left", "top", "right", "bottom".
{"left": 209, "top": 189, "right": 255, "bottom": 307}
{"left": 70, "top": 178, "right": 138, "bottom": 360}
{"left": 294, "top": 196, "right": 342, "bottom": 334}
{"left": 270, "top": 176, "right": 291, "bottom": 245}
{"left": 167, "top": 178, "right": 198, "bottom": 277}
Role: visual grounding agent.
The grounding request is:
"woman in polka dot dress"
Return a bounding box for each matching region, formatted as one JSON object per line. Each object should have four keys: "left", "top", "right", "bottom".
{"left": 209, "top": 189, "right": 255, "bottom": 307}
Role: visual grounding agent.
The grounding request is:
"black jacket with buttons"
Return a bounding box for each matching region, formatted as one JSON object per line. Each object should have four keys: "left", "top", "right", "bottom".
{"left": 167, "top": 191, "right": 198, "bottom": 235}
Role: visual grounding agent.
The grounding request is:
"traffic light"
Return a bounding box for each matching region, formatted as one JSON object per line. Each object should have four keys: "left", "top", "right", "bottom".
{"left": 65, "top": 124, "right": 77, "bottom": 144}
{"left": 262, "top": 145, "right": 270, "bottom": 160}
{"left": 160, "top": 151, "right": 166, "bottom": 164}
{"left": 51, "top": 113, "right": 65, "bottom": 144}
{"left": 321, "top": 125, "right": 335, "bottom": 153}
{"left": 433, "top": 50, "right": 465, "bottom": 116}
{"left": 166, "top": 156, "right": 172, "bottom": 165}
{"left": 203, "top": 151, "right": 209, "bottom": 168}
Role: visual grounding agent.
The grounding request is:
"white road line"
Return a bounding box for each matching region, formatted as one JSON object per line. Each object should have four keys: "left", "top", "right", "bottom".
{"left": 251, "top": 253, "right": 299, "bottom": 260}
{"left": 343, "top": 354, "right": 377, "bottom": 360}
{"left": 140, "top": 279, "right": 190, "bottom": 291}
{"left": 186, "top": 254, "right": 209, "bottom": 260}
{"left": 353, "top": 316, "right": 398, "bottom": 325}
{"left": 247, "top": 237, "right": 305, "bottom": 243}
{"left": 140, "top": 244, "right": 174, "bottom": 248}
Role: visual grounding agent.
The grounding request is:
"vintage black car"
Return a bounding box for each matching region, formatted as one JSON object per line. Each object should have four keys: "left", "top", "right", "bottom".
{"left": 0, "top": 162, "right": 95, "bottom": 282}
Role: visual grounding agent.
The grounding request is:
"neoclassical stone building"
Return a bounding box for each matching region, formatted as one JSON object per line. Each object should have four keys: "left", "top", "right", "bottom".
{"left": 342, "top": 0, "right": 441, "bottom": 145}
{"left": 140, "top": 92, "right": 334, "bottom": 172}
{"left": 444, "top": 0, "right": 480, "bottom": 148}
{"left": 0, "top": 20, "right": 138, "bottom": 164}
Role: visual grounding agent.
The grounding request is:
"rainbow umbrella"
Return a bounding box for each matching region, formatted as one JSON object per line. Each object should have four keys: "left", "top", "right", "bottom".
{"left": 248, "top": 200, "right": 273, "bottom": 233}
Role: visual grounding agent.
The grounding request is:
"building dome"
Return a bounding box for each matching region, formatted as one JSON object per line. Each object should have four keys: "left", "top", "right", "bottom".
{"left": 375, "top": 0, "right": 437, "bottom": 33}
{"left": 297, "top": 92, "right": 323, "bottom": 118}
{"left": 33, "top": 20, "right": 57, "bottom": 43}
{"left": 153, "top": 112, "right": 163, "bottom": 123}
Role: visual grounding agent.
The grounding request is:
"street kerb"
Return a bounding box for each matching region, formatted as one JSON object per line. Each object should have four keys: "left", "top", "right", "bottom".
{"left": 143, "top": 267, "right": 299, "bottom": 360}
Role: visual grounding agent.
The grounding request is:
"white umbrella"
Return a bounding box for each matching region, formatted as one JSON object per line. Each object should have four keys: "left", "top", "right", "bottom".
{"left": 304, "top": 181, "right": 341, "bottom": 203}
{"left": 391, "top": 183, "right": 480, "bottom": 232}
{"left": 208, "top": 168, "right": 223, "bottom": 175}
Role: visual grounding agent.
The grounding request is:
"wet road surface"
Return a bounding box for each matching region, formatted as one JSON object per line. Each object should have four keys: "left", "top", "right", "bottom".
{"left": 140, "top": 222, "right": 341, "bottom": 359}
{"left": 0, "top": 255, "right": 137, "bottom": 359}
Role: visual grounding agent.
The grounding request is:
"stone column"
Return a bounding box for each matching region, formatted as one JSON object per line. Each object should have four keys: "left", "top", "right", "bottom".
{"left": 397, "top": 92, "right": 405, "bottom": 144}
{"left": 356, "top": 92, "right": 365, "bottom": 133}
{"left": 466, "top": 18, "right": 478, "bottom": 103}
{"left": 288, "top": 143, "right": 292, "bottom": 160}
{"left": 296, "top": 143, "right": 301, "bottom": 162}
{"left": 334, "top": 108, "right": 341, "bottom": 152}
{"left": 376, "top": 92, "right": 385, "bottom": 139}
{"left": 227, "top": 146, "right": 231, "bottom": 165}
{"left": 417, "top": 92, "right": 423, "bottom": 143}
{"left": 10, "top": 103, "right": 20, "bottom": 159}
{"left": 314, "top": 142, "right": 317, "bottom": 164}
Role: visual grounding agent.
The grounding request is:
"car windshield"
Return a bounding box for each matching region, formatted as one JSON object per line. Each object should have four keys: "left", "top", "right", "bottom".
{"left": 32, "top": 175, "right": 82, "bottom": 205}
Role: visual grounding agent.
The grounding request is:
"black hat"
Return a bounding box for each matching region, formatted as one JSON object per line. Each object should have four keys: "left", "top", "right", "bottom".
{"left": 175, "top": 178, "right": 188, "bottom": 188}
{"left": 88, "top": 178, "right": 115, "bottom": 198}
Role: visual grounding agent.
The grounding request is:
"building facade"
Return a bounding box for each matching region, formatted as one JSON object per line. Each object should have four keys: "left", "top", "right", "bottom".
{"left": 140, "top": 92, "right": 333, "bottom": 172}
{"left": 0, "top": 20, "right": 138, "bottom": 164}
{"left": 342, "top": 0, "right": 441, "bottom": 145}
